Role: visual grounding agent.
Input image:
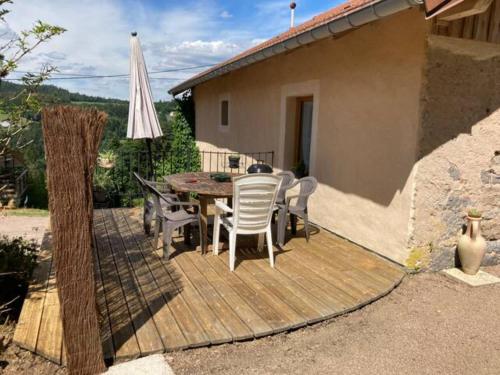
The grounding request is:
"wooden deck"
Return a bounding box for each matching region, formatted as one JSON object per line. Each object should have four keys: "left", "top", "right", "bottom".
{"left": 14, "top": 208, "right": 405, "bottom": 364}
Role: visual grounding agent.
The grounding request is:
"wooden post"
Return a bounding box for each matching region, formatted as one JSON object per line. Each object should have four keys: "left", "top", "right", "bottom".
{"left": 42, "top": 106, "right": 107, "bottom": 375}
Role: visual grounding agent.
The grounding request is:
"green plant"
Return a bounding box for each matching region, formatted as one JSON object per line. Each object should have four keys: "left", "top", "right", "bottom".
{"left": 98, "top": 150, "right": 116, "bottom": 169}
{"left": 99, "top": 150, "right": 116, "bottom": 162}
{"left": 0, "top": 235, "right": 39, "bottom": 321}
{"left": 93, "top": 169, "right": 114, "bottom": 191}
{"left": 0, "top": 1, "right": 65, "bottom": 156}
{"left": 468, "top": 208, "right": 482, "bottom": 218}
{"left": 292, "top": 160, "right": 306, "bottom": 178}
{"left": 0, "top": 236, "right": 38, "bottom": 278}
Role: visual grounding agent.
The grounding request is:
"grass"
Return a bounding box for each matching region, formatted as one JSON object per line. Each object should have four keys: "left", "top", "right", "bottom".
{"left": 1, "top": 208, "right": 49, "bottom": 217}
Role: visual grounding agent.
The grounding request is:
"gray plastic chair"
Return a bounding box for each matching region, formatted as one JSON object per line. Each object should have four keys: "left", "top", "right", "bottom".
{"left": 144, "top": 181, "right": 203, "bottom": 260}
{"left": 133, "top": 172, "right": 178, "bottom": 235}
{"left": 277, "top": 176, "right": 318, "bottom": 246}
{"left": 276, "top": 171, "right": 296, "bottom": 205}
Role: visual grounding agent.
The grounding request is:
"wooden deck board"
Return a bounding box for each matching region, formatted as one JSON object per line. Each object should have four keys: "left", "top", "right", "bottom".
{"left": 186, "top": 251, "right": 275, "bottom": 338}
{"left": 12, "top": 232, "right": 53, "bottom": 352}
{"left": 93, "top": 210, "right": 141, "bottom": 360}
{"left": 117, "top": 208, "right": 189, "bottom": 351}
{"left": 34, "top": 262, "right": 63, "bottom": 363}
{"left": 14, "top": 208, "right": 405, "bottom": 364}
{"left": 102, "top": 209, "right": 164, "bottom": 356}
{"left": 117, "top": 209, "right": 210, "bottom": 349}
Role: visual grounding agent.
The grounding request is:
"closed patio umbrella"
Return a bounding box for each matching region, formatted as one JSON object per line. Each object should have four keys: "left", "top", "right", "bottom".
{"left": 127, "top": 31, "right": 163, "bottom": 179}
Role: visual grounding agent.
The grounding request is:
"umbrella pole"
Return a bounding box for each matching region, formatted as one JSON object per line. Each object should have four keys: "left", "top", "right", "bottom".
{"left": 146, "top": 138, "right": 154, "bottom": 180}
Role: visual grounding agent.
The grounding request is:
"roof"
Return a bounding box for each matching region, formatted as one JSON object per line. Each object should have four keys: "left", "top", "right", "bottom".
{"left": 169, "top": 0, "right": 420, "bottom": 95}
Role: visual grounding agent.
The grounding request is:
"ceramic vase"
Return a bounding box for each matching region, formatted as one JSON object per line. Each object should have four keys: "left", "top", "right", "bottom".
{"left": 457, "top": 216, "right": 487, "bottom": 275}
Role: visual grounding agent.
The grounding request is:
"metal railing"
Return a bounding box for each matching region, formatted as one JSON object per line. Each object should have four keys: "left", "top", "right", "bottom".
{"left": 15, "top": 169, "right": 28, "bottom": 201}
{"left": 0, "top": 154, "right": 28, "bottom": 206}
{"left": 94, "top": 149, "right": 274, "bottom": 207}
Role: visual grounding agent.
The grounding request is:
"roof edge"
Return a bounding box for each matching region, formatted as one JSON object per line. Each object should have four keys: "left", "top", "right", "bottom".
{"left": 169, "top": 0, "right": 423, "bottom": 96}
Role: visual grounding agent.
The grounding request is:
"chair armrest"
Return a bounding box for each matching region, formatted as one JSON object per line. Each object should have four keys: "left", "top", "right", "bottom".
{"left": 148, "top": 181, "right": 175, "bottom": 194}
{"left": 161, "top": 192, "right": 179, "bottom": 201}
{"left": 215, "top": 200, "right": 233, "bottom": 214}
{"left": 286, "top": 193, "right": 309, "bottom": 206}
{"left": 284, "top": 180, "right": 300, "bottom": 191}
{"left": 159, "top": 194, "right": 198, "bottom": 208}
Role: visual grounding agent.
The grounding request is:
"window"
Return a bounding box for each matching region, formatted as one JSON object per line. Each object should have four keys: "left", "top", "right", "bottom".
{"left": 219, "top": 94, "right": 230, "bottom": 131}
{"left": 220, "top": 100, "right": 229, "bottom": 127}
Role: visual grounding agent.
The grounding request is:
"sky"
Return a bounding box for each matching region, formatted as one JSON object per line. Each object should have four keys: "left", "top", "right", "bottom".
{"left": 2, "top": 0, "right": 342, "bottom": 100}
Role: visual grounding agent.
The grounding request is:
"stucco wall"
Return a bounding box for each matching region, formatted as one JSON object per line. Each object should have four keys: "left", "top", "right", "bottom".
{"left": 409, "top": 35, "right": 500, "bottom": 269}
{"left": 193, "top": 8, "right": 427, "bottom": 264}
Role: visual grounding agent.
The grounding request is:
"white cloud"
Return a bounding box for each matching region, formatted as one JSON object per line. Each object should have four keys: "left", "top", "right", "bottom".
{"left": 220, "top": 10, "right": 232, "bottom": 19}
{"left": 2, "top": 1, "right": 295, "bottom": 100}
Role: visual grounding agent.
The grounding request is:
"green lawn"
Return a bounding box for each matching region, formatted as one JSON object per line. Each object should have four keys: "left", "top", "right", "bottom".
{"left": 1, "top": 208, "right": 49, "bottom": 217}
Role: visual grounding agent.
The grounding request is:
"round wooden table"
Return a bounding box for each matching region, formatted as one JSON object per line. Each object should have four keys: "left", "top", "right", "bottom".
{"left": 165, "top": 172, "right": 240, "bottom": 253}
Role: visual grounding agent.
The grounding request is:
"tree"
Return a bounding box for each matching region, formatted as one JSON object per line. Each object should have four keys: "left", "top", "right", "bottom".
{"left": 157, "top": 110, "right": 200, "bottom": 176}
{"left": 0, "top": 0, "right": 65, "bottom": 156}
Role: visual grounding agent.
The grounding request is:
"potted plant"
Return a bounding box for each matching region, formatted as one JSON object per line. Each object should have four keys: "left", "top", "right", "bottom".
{"left": 93, "top": 170, "right": 114, "bottom": 204}
{"left": 98, "top": 150, "right": 116, "bottom": 169}
{"left": 292, "top": 160, "right": 307, "bottom": 178}
{"left": 457, "top": 208, "right": 487, "bottom": 275}
{"left": 228, "top": 154, "right": 240, "bottom": 169}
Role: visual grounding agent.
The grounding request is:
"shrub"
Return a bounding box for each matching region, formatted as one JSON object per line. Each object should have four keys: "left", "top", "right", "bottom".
{"left": 0, "top": 236, "right": 38, "bottom": 322}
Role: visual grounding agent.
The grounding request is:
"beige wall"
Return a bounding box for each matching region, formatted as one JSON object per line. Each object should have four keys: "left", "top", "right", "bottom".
{"left": 193, "top": 9, "right": 428, "bottom": 264}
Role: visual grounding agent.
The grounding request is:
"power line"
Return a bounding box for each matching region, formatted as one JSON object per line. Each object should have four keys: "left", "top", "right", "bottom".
{"left": 6, "top": 63, "right": 213, "bottom": 81}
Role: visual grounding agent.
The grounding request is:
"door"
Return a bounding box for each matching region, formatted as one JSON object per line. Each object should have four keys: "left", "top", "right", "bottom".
{"left": 294, "top": 96, "right": 313, "bottom": 177}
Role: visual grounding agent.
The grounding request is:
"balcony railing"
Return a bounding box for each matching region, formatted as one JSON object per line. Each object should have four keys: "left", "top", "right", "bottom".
{"left": 94, "top": 149, "right": 274, "bottom": 207}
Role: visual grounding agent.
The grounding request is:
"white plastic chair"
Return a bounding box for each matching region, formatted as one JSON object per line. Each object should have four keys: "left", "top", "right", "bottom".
{"left": 213, "top": 173, "right": 282, "bottom": 271}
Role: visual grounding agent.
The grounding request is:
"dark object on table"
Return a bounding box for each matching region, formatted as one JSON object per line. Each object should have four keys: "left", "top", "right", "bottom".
{"left": 210, "top": 172, "right": 231, "bottom": 182}
{"left": 247, "top": 163, "right": 273, "bottom": 174}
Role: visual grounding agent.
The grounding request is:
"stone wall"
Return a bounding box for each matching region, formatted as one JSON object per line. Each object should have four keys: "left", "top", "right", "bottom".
{"left": 409, "top": 35, "right": 500, "bottom": 270}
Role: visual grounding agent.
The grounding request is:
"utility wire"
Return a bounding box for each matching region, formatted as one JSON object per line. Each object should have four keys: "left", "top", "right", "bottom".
{"left": 5, "top": 63, "right": 213, "bottom": 81}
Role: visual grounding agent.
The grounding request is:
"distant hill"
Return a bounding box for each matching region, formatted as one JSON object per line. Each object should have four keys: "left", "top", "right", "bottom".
{"left": 0, "top": 81, "right": 176, "bottom": 208}
{"left": 0, "top": 81, "right": 175, "bottom": 149}
{"left": 0, "top": 81, "right": 128, "bottom": 104}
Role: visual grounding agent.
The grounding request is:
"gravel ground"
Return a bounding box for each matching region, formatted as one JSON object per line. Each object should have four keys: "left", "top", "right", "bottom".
{"left": 0, "top": 215, "right": 48, "bottom": 243}
{"left": 1, "top": 263, "right": 499, "bottom": 374}
{"left": 168, "top": 265, "right": 500, "bottom": 375}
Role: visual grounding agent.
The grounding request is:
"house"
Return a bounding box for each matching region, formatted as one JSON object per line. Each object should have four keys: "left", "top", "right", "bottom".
{"left": 0, "top": 149, "right": 28, "bottom": 207}
{"left": 169, "top": 0, "right": 500, "bottom": 269}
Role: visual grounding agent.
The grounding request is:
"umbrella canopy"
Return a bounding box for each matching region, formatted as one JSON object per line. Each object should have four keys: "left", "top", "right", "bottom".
{"left": 127, "top": 32, "right": 163, "bottom": 140}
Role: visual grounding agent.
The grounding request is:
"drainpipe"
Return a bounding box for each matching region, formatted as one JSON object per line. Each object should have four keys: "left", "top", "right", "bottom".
{"left": 169, "top": 0, "right": 424, "bottom": 95}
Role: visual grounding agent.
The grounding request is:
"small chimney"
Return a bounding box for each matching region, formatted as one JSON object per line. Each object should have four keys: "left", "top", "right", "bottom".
{"left": 290, "top": 2, "right": 296, "bottom": 28}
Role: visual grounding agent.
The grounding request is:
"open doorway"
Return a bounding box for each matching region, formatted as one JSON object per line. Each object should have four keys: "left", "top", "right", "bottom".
{"left": 294, "top": 96, "right": 313, "bottom": 177}
{"left": 279, "top": 80, "right": 319, "bottom": 176}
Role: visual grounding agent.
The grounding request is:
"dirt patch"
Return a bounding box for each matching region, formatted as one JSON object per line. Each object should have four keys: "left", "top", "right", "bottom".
{"left": 0, "top": 330, "right": 66, "bottom": 375}
{"left": 168, "top": 266, "right": 500, "bottom": 375}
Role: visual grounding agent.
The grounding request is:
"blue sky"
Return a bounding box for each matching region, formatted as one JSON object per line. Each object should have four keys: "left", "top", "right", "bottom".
{"left": 2, "top": 0, "right": 342, "bottom": 100}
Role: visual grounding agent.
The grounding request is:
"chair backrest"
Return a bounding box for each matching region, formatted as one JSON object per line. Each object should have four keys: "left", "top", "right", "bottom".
{"left": 276, "top": 171, "right": 295, "bottom": 203}
{"left": 295, "top": 176, "right": 318, "bottom": 211}
{"left": 143, "top": 180, "right": 174, "bottom": 217}
{"left": 232, "top": 173, "right": 282, "bottom": 233}
{"left": 133, "top": 172, "right": 149, "bottom": 200}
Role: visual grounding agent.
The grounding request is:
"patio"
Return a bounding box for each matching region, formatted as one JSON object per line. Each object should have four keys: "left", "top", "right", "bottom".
{"left": 13, "top": 208, "right": 404, "bottom": 365}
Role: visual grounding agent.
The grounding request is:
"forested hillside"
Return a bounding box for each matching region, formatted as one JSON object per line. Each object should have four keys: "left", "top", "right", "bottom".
{"left": 0, "top": 82, "right": 179, "bottom": 207}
